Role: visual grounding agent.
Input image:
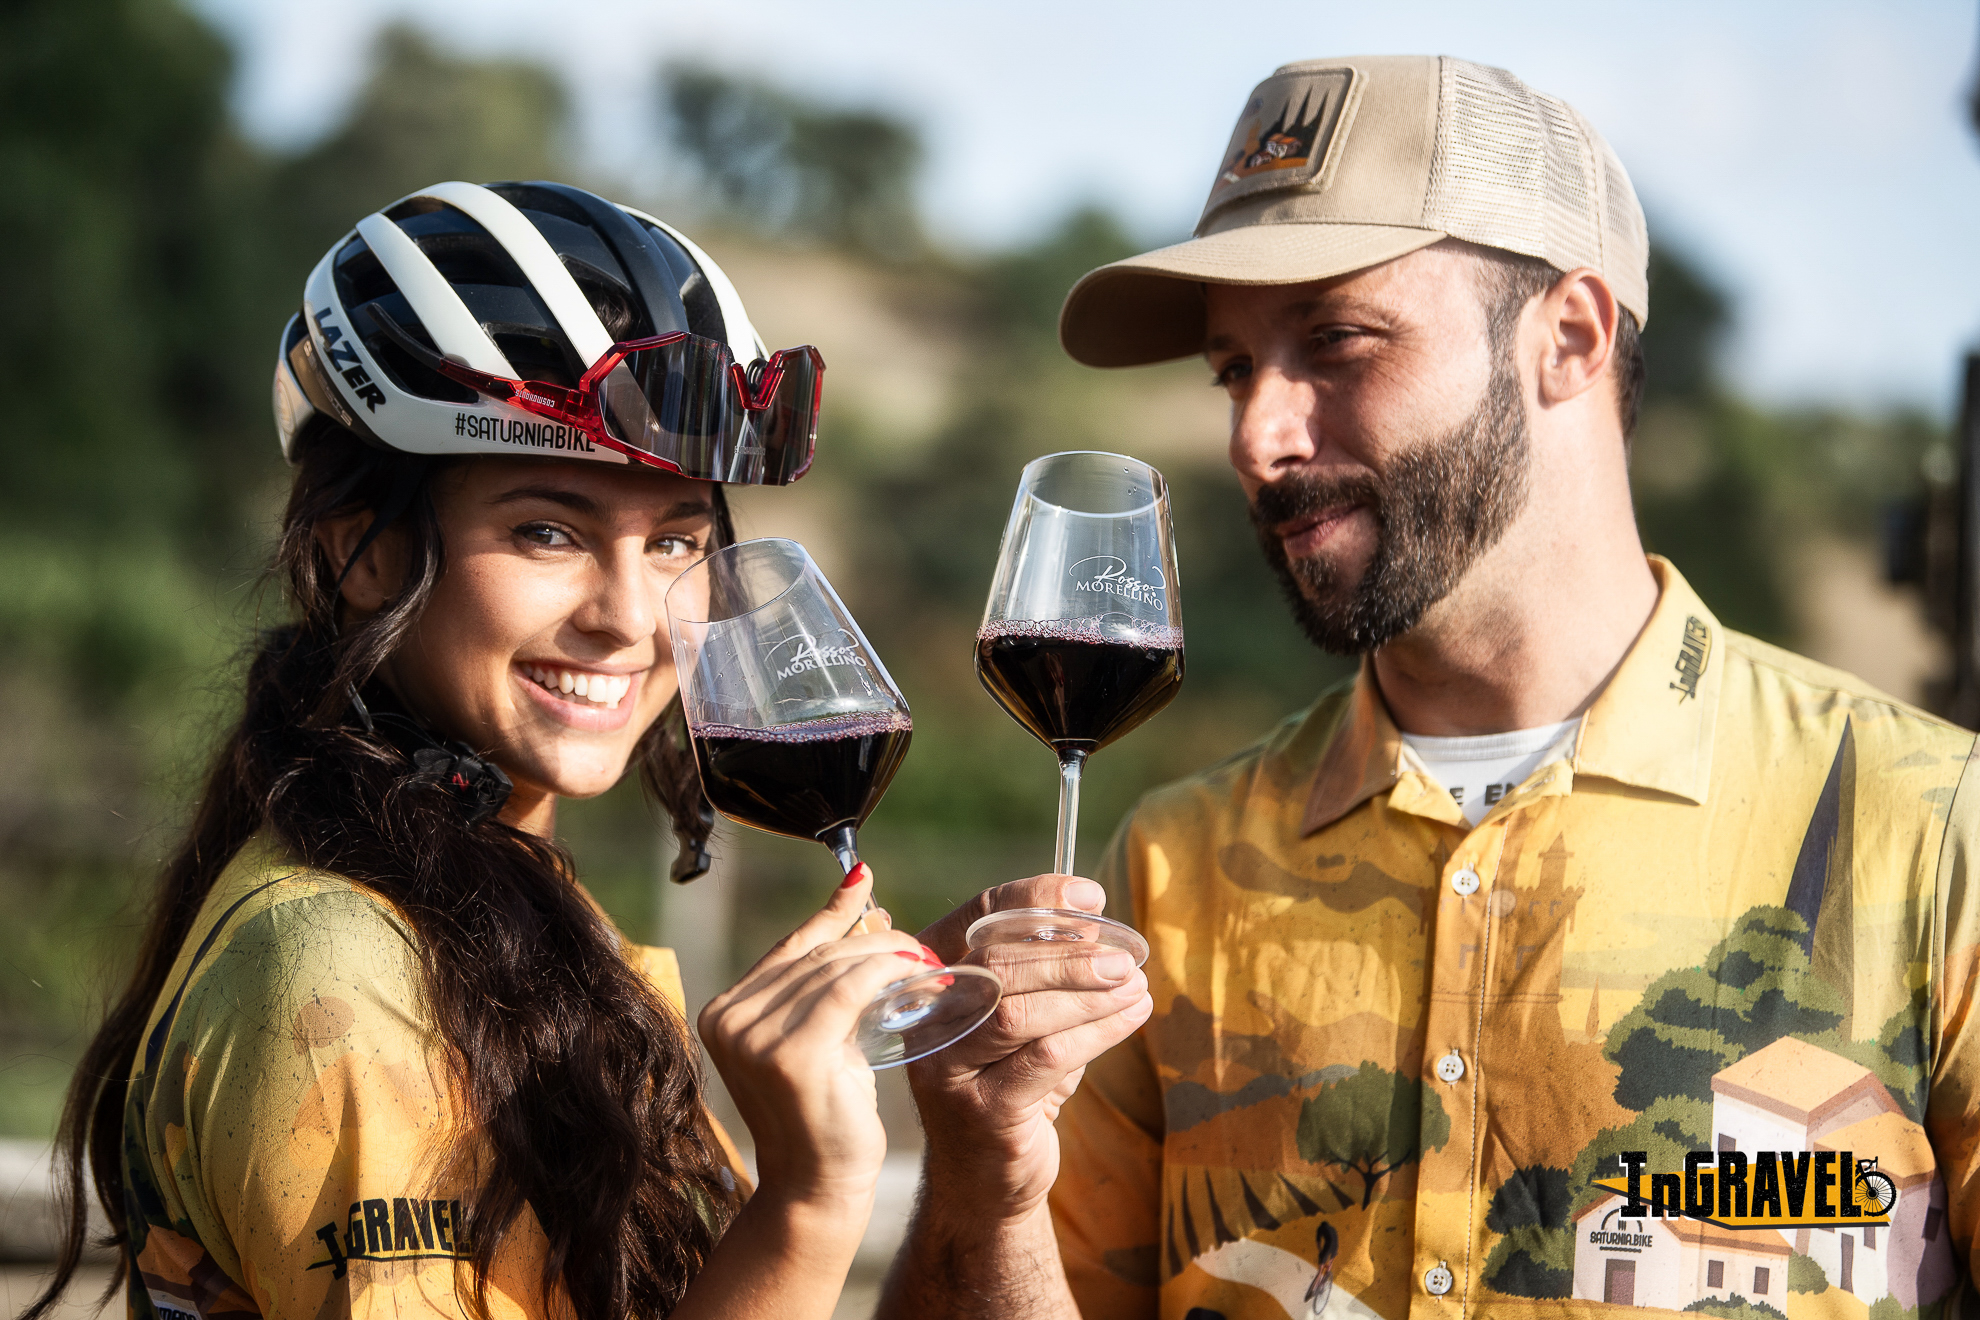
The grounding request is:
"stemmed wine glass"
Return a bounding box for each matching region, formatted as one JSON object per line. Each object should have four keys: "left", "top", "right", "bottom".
{"left": 969, "top": 451, "right": 1184, "bottom": 964}
{"left": 667, "top": 537, "right": 1001, "bottom": 1068}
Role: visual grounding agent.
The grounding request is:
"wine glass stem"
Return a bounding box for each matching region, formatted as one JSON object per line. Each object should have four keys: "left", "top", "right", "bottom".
{"left": 826, "top": 823, "right": 880, "bottom": 934}
{"left": 1055, "top": 749, "right": 1087, "bottom": 875}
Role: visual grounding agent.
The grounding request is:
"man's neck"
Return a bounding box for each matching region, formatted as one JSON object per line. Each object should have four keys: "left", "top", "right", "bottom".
{"left": 1369, "top": 509, "right": 1660, "bottom": 738}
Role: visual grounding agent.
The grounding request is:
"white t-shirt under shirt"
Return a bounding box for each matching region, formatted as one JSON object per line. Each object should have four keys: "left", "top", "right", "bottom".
{"left": 1400, "top": 718, "right": 1581, "bottom": 827}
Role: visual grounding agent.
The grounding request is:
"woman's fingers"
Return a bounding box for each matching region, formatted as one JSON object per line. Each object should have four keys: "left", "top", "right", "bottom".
{"left": 707, "top": 863, "right": 891, "bottom": 1007}
{"left": 705, "top": 934, "right": 939, "bottom": 1071}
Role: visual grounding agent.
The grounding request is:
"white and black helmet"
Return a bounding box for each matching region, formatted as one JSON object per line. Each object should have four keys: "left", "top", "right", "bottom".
{"left": 274, "top": 180, "right": 821, "bottom": 485}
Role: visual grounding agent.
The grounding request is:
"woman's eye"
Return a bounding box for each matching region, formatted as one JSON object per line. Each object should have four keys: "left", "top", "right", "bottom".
{"left": 517, "top": 522, "right": 575, "bottom": 548}
{"left": 651, "top": 534, "right": 701, "bottom": 560}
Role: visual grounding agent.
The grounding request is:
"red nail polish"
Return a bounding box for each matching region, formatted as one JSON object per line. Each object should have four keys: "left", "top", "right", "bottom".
{"left": 918, "top": 944, "right": 943, "bottom": 966}
{"left": 839, "top": 864, "right": 867, "bottom": 889}
{"left": 895, "top": 950, "right": 925, "bottom": 961}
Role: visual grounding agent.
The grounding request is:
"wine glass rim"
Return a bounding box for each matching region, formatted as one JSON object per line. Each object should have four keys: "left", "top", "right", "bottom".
{"left": 1020, "top": 450, "right": 1169, "bottom": 517}
{"left": 665, "top": 536, "right": 813, "bottom": 626}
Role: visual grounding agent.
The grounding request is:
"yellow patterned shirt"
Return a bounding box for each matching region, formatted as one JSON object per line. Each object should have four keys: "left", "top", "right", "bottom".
{"left": 123, "top": 834, "right": 743, "bottom": 1319}
{"left": 1052, "top": 557, "right": 1980, "bottom": 1320}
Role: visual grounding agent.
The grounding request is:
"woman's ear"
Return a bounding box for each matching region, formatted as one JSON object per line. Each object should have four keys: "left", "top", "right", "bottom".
{"left": 315, "top": 512, "right": 408, "bottom": 617}
{"left": 1535, "top": 267, "right": 1619, "bottom": 409}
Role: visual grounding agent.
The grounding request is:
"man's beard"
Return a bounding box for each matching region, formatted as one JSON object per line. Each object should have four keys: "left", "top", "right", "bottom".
{"left": 1249, "top": 358, "right": 1530, "bottom": 656}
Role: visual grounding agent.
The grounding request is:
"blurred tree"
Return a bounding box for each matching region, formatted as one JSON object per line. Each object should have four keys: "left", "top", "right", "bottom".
{"left": 267, "top": 24, "right": 573, "bottom": 283}
{"left": 979, "top": 205, "right": 1139, "bottom": 340}
{"left": 1638, "top": 239, "right": 1730, "bottom": 406}
{"left": 0, "top": 0, "right": 266, "bottom": 559}
{"left": 1629, "top": 234, "right": 1792, "bottom": 641}
{"left": 660, "top": 62, "right": 923, "bottom": 257}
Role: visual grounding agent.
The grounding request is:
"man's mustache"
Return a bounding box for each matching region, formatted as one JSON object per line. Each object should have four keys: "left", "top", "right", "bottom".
{"left": 1250, "top": 470, "right": 1384, "bottom": 534}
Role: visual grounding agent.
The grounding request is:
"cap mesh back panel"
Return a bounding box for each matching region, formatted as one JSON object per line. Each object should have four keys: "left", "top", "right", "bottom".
{"left": 1424, "top": 59, "right": 1600, "bottom": 271}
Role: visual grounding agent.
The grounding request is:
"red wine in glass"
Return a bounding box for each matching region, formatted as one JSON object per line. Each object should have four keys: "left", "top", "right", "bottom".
{"left": 668, "top": 538, "right": 1000, "bottom": 1068}
{"left": 969, "top": 453, "right": 1183, "bottom": 964}
{"left": 974, "top": 621, "right": 1183, "bottom": 756}
{"left": 693, "top": 712, "right": 913, "bottom": 857}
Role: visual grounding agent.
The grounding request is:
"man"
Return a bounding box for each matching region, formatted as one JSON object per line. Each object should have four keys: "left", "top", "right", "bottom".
{"left": 889, "top": 54, "right": 1980, "bottom": 1320}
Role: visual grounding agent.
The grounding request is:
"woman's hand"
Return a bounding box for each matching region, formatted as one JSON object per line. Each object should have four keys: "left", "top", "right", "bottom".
{"left": 698, "top": 863, "right": 926, "bottom": 1207}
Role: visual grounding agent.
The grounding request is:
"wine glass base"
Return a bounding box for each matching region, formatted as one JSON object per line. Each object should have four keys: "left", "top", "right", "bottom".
{"left": 857, "top": 963, "right": 1002, "bottom": 1070}
{"left": 963, "top": 907, "right": 1149, "bottom": 967}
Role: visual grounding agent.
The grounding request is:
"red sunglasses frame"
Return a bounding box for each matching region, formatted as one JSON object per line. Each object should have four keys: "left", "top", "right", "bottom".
{"left": 424, "top": 330, "right": 825, "bottom": 476}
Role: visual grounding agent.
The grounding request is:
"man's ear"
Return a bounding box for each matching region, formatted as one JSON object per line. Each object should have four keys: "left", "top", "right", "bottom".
{"left": 1534, "top": 267, "right": 1619, "bottom": 409}
{"left": 315, "top": 512, "right": 408, "bottom": 617}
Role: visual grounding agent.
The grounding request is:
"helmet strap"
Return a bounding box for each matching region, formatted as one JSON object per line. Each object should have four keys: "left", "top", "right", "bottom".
{"left": 334, "top": 461, "right": 427, "bottom": 595}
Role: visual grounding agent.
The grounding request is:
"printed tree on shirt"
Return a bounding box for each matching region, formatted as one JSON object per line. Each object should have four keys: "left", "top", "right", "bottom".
{"left": 1294, "top": 1063, "right": 1451, "bottom": 1208}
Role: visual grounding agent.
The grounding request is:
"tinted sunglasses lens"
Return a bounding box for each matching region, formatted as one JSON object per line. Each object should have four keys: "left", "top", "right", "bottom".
{"left": 602, "top": 339, "right": 731, "bottom": 476}
{"left": 755, "top": 349, "right": 821, "bottom": 485}
{"left": 602, "top": 338, "right": 821, "bottom": 485}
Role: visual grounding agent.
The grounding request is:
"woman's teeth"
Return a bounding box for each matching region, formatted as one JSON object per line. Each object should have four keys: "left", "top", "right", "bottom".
{"left": 523, "top": 665, "right": 632, "bottom": 709}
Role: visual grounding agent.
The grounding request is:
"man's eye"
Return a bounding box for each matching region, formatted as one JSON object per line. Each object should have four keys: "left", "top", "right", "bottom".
{"left": 517, "top": 522, "right": 575, "bottom": 548}
{"left": 1210, "top": 361, "right": 1252, "bottom": 390}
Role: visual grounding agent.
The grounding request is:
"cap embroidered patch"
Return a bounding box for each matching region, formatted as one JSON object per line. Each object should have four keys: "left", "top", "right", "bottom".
{"left": 1202, "top": 68, "right": 1361, "bottom": 219}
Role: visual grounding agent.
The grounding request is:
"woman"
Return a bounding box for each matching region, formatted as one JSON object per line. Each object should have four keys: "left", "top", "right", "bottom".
{"left": 29, "top": 180, "right": 937, "bottom": 1320}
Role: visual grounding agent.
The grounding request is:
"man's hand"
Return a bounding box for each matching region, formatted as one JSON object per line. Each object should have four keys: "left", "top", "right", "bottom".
{"left": 907, "top": 874, "right": 1152, "bottom": 1222}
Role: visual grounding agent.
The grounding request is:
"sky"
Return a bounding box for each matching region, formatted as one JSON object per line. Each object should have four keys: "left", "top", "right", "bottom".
{"left": 190, "top": 0, "right": 1980, "bottom": 416}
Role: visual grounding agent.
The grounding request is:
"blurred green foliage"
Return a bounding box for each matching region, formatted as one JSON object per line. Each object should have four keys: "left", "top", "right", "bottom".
{"left": 0, "top": 0, "right": 1949, "bottom": 1137}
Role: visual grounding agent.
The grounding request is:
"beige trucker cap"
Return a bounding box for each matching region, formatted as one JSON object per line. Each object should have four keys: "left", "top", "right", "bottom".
{"left": 1059, "top": 55, "right": 1650, "bottom": 368}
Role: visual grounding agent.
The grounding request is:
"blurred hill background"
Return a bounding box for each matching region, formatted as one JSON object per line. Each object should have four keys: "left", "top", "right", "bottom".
{"left": 0, "top": 0, "right": 1963, "bottom": 1243}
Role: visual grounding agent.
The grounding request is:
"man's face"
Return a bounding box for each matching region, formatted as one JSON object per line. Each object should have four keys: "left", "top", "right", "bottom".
{"left": 1204, "top": 245, "right": 1531, "bottom": 654}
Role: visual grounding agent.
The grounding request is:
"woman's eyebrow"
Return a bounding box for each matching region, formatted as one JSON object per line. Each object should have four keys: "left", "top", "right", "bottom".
{"left": 490, "top": 486, "right": 713, "bottom": 525}
{"left": 490, "top": 485, "right": 604, "bottom": 516}
{"left": 658, "top": 498, "right": 714, "bottom": 522}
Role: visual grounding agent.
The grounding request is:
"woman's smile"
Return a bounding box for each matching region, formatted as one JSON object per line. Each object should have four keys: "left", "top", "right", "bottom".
{"left": 514, "top": 661, "right": 647, "bottom": 731}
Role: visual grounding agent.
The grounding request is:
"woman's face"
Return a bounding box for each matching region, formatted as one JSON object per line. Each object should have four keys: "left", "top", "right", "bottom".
{"left": 378, "top": 457, "right": 717, "bottom": 828}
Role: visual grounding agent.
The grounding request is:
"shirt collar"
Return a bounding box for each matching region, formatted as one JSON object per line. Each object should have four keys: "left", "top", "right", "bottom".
{"left": 1300, "top": 556, "right": 1720, "bottom": 836}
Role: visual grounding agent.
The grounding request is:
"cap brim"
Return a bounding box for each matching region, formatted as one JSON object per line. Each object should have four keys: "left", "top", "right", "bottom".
{"left": 1059, "top": 223, "right": 1447, "bottom": 368}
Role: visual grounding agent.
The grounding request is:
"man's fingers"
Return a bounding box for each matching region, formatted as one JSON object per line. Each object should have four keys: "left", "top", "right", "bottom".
{"left": 991, "top": 993, "right": 1153, "bottom": 1090}
{"left": 960, "top": 968, "right": 1148, "bottom": 1058}
{"left": 962, "top": 942, "right": 1137, "bottom": 996}
{"left": 918, "top": 874, "right": 1110, "bottom": 961}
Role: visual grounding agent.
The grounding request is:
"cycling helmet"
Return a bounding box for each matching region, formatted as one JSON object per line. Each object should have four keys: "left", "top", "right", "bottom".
{"left": 273, "top": 180, "right": 820, "bottom": 485}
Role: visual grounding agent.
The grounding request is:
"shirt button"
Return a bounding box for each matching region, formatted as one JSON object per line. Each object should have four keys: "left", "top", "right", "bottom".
{"left": 1451, "top": 867, "right": 1480, "bottom": 895}
{"left": 1436, "top": 1050, "right": 1466, "bottom": 1083}
{"left": 1424, "top": 1263, "right": 1454, "bottom": 1296}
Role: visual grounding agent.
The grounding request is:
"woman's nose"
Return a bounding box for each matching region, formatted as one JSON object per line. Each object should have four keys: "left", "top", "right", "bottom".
{"left": 1229, "top": 368, "right": 1321, "bottom": 484}
{"left": 580, "top": 545, "right": 659, "bottom": 646}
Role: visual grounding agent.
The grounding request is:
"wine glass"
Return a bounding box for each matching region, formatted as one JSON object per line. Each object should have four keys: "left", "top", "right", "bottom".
{"left": 970, "top": 452, "right": 1183, "bottom": 965}
{"left": 667, "top": 538, "right": 1001, "bottom": 1068}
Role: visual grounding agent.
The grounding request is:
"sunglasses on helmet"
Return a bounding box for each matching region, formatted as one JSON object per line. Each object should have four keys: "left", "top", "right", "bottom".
{"left": 362, "top": 306, "right": 823, "bottom": 486}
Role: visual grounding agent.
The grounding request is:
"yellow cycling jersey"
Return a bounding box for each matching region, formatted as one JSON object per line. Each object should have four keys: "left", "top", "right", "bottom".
{"left": 1051, "top": 558, "right": 1980, "bottom": 1320}
{"left": 123, "top": 834, "right": 744, "bottom": 1319}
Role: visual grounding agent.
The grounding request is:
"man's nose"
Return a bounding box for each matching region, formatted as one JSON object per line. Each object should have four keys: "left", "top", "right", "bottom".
{"left": 1228, "top": 368, "right": 1320, "bottom": 485}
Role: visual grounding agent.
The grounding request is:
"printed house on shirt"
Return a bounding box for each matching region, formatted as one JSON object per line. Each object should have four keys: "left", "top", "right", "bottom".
{"left": 1572, "top": 1038, "right": 1954, "bottom": 1312}
{"left": 1573, "top": 1193, "right": 1792, "bottom": 1308}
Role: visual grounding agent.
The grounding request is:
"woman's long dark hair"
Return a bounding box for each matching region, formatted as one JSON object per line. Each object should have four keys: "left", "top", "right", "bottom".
{"left": 30, "top": 422, "right": 740, "bottom": 1319}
